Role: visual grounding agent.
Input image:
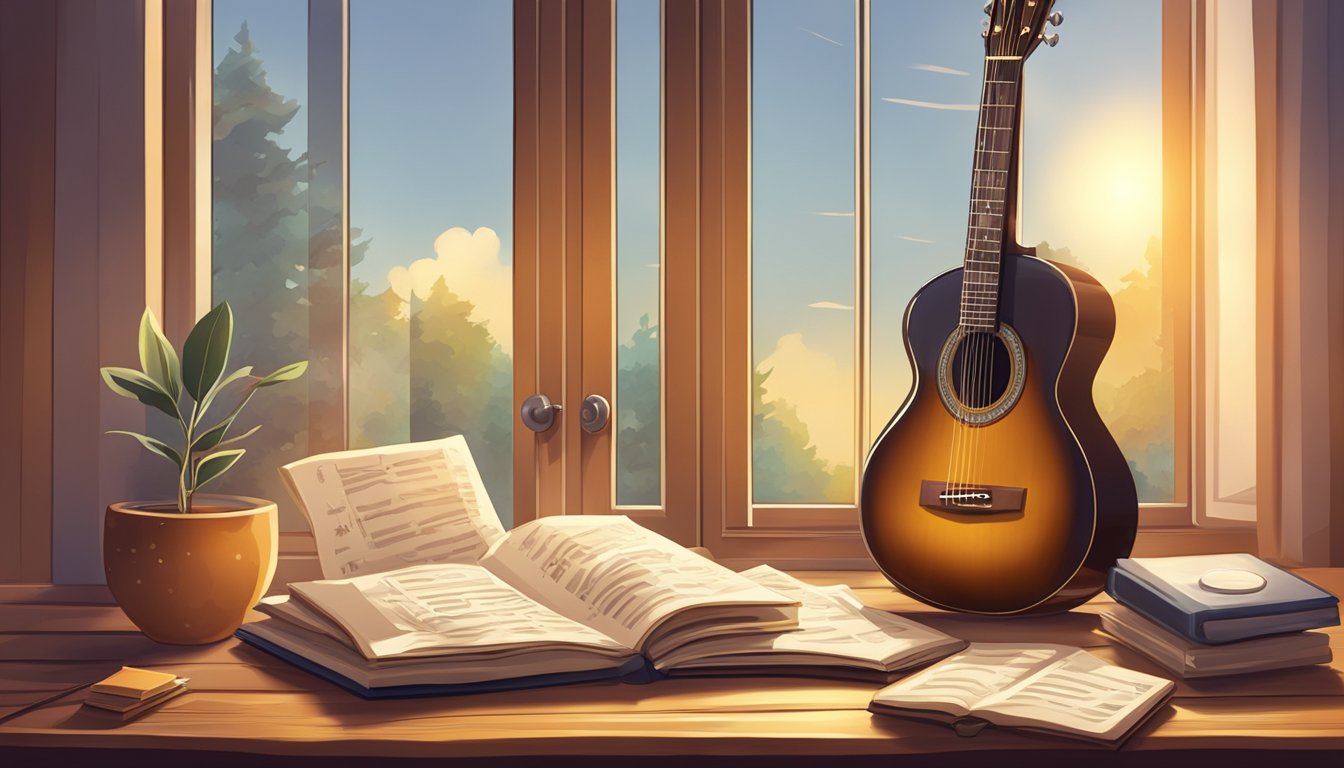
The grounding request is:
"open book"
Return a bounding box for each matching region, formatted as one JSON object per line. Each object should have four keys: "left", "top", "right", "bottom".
{"left": 239, "top": 514, "right": 800, "bottom": 696}
{"left": 253, "top": 436, "right": 967, "bottom": 696}
{"left": 659, "top": 566, "right": 966, "bottom": 681}
{"left": 869, "top": 644, "right": 1174, "bottom": 745}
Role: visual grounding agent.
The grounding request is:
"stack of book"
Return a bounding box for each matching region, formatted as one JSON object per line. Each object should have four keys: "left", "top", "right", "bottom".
{"left": 1102, "top": 553, "right": 1339, "bottom": 678}
{"left": 83, "top": 667, "right": 188, "bottom": 720}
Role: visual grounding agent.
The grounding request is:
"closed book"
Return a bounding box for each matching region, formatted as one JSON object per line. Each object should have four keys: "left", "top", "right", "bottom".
{"left": 1106, "top": 554, "right": 1339, "bottom": 644}
{"left": 1100, "top": 606, "right": 1332, "bottom": 678}
{"left": 84, "top": 682, "right": 188, "bottom": 720}
{"left": 89, "top": 666, "right": 181, "bottom": 700}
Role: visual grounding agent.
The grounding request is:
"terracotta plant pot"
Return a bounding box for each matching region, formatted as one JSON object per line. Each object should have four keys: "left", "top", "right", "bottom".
{"left": 103, "top": 495, "right": 278, "bottom": 645}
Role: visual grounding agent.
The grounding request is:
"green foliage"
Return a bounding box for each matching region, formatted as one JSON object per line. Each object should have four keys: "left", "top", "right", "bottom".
{"left": 406, "top": 280, "right": 515, "bottom": 519}
{"left": 615, "top": 315, "right": 661, "bottom": 505}
{"left": 100, "top": 304, "right": 306, "bottom": 513}
{"left": 752, "top": 368, "right": 842, "bottom": 502}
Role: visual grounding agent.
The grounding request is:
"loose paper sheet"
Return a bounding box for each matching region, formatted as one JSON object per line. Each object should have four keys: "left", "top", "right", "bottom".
{"left": 281, "top": 436, "right": 506, "bottom": 578}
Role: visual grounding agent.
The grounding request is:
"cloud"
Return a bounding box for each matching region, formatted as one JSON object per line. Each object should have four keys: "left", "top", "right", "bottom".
{"left": 881, "top": 97, "right": 977, "bottom": 112}
{"left": 912, "top": 63, "right": 969, "bottom": 76}
{"left": 811, "top": 211, "right": 855, "bottom": 218}
{"left": 808, "top": 301, "right": 853, "bottom": 310}
{"left": 897, "top": 235, "right": 935, "bottom": 244}
{"left": 800, "top": 27, "right": 844, "bottom": 47}
{"left": 758, "top": 333, "right": 853, "bottom": 468}
{"left": 386, "top": 226, "right": 513, "bottom": 354}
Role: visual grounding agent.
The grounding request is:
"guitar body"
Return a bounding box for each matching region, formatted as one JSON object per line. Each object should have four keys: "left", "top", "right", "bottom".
{"left": 862, "top": 253, "right": 1137, "bottom": 615}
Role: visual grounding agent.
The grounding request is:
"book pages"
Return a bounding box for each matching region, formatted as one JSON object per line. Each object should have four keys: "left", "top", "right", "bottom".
{"left": 281, "top": 436, "right": 506, "bottom": 578}
{"left": 656, "top": 566, "right": 965, "bottom": 672}
{"left": 480, "top": 516, "right": 795, "bottom": 651}
{"left": 290, "top": 563, "right": 629, "bottom": 660}
{"left": 871, "top": 644, "right": 1069, "bottom": 716}
{"left": 978, "top": 647, "right": 1173, "bottom": 740}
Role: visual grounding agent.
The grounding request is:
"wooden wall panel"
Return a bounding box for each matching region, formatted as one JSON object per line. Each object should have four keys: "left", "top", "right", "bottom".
{"left": 48, "top": 0, "right": 164, "bottom": 584}
{"left": 0, "top": 0, "right": 58, "bottom": 583}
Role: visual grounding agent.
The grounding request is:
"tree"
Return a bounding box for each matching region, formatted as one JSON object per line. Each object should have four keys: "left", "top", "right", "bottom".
{"left": 753, "top": 368, "right": 844, "bottom": 503}
{"left": 407, "top": 279, "right": 514, "bottom": 521}
{"left": 210, "top": 22, "right": 312, "bottom": 510}
{"left": 616, "top": 315, "right": 661, "bottom": 504}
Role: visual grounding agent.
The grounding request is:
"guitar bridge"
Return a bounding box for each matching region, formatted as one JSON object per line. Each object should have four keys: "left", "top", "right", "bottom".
{"left": 920, "top": 480, "right": 1026, "bottom": 513}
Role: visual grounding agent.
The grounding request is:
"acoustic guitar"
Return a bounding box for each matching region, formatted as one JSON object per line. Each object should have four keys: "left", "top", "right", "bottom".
{"left": 860, "top": 0, "right": 1138, "bottom": 616}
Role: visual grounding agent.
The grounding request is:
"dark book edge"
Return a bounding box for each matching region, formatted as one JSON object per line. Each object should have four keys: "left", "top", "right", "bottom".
{"left": 235, "top": 627, "right": 648, "bottom": 699}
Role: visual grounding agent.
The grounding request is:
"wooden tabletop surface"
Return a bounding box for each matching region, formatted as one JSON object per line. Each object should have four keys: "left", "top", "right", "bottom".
{"left": 1, "top": 569, "right": 1341, "bottom": 767}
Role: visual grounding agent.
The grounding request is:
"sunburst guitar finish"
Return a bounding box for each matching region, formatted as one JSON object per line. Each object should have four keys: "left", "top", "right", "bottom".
{"left": 859, "top": 0, "right": 1138, "bottom": 615}
{"left": 861, "top": 256, "right": 1137, "bottom": 615}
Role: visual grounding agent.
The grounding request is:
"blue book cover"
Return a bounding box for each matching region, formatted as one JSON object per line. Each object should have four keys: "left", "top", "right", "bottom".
{"left": 236, "top": 627, "right": 653, "bottom": 699}
{"left": 1105, "top": 554, "right": 1339, "bottom": 644}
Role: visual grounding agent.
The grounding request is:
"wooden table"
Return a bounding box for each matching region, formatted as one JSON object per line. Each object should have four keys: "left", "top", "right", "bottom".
{"left": 1, "top": 570, "right": 1342, "bottom": 767}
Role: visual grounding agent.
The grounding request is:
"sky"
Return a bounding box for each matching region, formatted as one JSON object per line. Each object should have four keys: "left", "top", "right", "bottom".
{"left": 213, "top": 0, "right": 1164, "bottom": 485}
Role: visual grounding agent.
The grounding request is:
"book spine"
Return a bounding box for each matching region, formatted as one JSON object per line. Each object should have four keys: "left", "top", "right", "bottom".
{"left": 1106, "top": 569, "right": 1206, "bottom": 643}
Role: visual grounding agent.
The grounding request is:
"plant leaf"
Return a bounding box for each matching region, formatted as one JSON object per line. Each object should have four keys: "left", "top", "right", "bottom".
{"left": 214, "top": 423, "right": 262, "bottom": 448}
{"left": 191, "top": 416, "right": 236, "bottom": 453}
{"left": 182, "top": 302, "right": 233, "bottom": 402}
{"left": 193, "top": 448, "right": 245, "bottom": 490}
{"left": 198, "top": 365, "right": 253, "bottom": 419}
{"left": 191, "top": 417, "right": 261, "bottom": 453}
{"left": 255, "top": 360, "right": 308, "bottom": 387}
{"left": 107, "top": 430, "right": 182, "bottom": 468}
{"left": 137, "top": 308, "right": 181, "bottom": 399}
{"left": 100, "top": 367, "right": 180, "bottom": 420}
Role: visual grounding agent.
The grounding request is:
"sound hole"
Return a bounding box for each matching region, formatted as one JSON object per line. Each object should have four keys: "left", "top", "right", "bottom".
{"left": 950, "top": 332, "right": 1013, "bottom": 409}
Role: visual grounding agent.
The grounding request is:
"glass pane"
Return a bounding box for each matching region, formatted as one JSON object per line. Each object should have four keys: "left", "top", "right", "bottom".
{"left": 751, "top": 0, "right": 856, "bottom": 505}
{"left": 869, "top": 1, "right": 983, "bottom": 445}
{"left": 348, "top": 0, "right": 515, "bottom": 525}
{"left": 870, "top": 1, "right": 1175, "bottom": 504}
{"left": 1019, "top": 1, "right": 1173, "bottom": 502}
{"left": 211, "top": 0, "right": 311, "bottom": 529}
{"left": 615, "top": 0, "right": 662, "bottom": 506}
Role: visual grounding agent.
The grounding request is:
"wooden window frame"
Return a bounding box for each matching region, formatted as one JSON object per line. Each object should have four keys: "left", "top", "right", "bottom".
{"left": 178, "top": 0, "right": 1253, "bottom": 577}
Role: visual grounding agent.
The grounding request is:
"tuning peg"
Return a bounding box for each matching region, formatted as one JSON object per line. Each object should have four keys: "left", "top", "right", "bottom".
{"left": 982, "top": 19, "right": 991, "bottom": 38}
{"left": 1040, "top": 31, "right": 1060, "bottom": 47}
{"left": 1048, "top": 11, "right": 1064, "bottom": 26}
{"left": 983, "top": 1, "right": 993, "bottom": 15}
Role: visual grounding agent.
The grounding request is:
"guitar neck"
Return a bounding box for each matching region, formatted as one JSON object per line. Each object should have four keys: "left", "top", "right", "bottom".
{"left": 961, "top": 56, "right": 1024, "bottom": 331}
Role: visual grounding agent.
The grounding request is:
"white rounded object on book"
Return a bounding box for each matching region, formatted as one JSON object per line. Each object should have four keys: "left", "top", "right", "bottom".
{"left": 1197, "top": 568, "right": 1267, "bottom": 594}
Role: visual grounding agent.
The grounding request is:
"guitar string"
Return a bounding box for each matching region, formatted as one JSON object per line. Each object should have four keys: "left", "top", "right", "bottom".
{"left": 968, "top": 55, "right": 1019, "bottom": 497}
{"left": 960, "top": 58, "right": 1005, "bottom": 496}
{"left": 974, "top": 58, "right": 1017, "bottom": 496}
{"left": 948, "top": 53, "right": 997, "bottom": 499}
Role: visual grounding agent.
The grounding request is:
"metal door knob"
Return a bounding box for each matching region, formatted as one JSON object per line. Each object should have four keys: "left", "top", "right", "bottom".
{"left": 520, "top": 394, "right": 561, "bottom": 432}
{"left": 580, "top": 394, "right": 611, "bottom": 433}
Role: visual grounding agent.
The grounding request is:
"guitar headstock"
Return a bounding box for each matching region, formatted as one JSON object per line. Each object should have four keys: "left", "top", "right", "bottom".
{"left": 982, "top": 0, "right": 1062, "bottom": 58}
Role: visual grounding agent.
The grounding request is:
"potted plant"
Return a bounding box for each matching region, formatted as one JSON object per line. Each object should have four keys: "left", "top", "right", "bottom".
{"left": 100, "top": 302, "right": 306, "bottom": 645}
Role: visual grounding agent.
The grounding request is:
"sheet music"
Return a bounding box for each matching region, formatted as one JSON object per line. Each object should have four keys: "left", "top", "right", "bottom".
{"left": 480, "top": 516, "right": 792, "bottom": 650}
{"left": 281, "top": 436, "right": 506, "bottom": 578}
{"left": 744, "top": 566, "right": 961, "bottom": 659}
{"left": 980, "top": 648, "right": 1172, "bottom": 737}
{"left": 291, "top": 564, "right": 628, "bottom": 660}
{"left": 872, "top": 644, "right": 1067, "bottom": 715}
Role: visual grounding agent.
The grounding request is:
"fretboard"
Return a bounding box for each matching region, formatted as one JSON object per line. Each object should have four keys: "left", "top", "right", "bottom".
{"left": 960, "top": 56, "right": 1023, "bottom": 331}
